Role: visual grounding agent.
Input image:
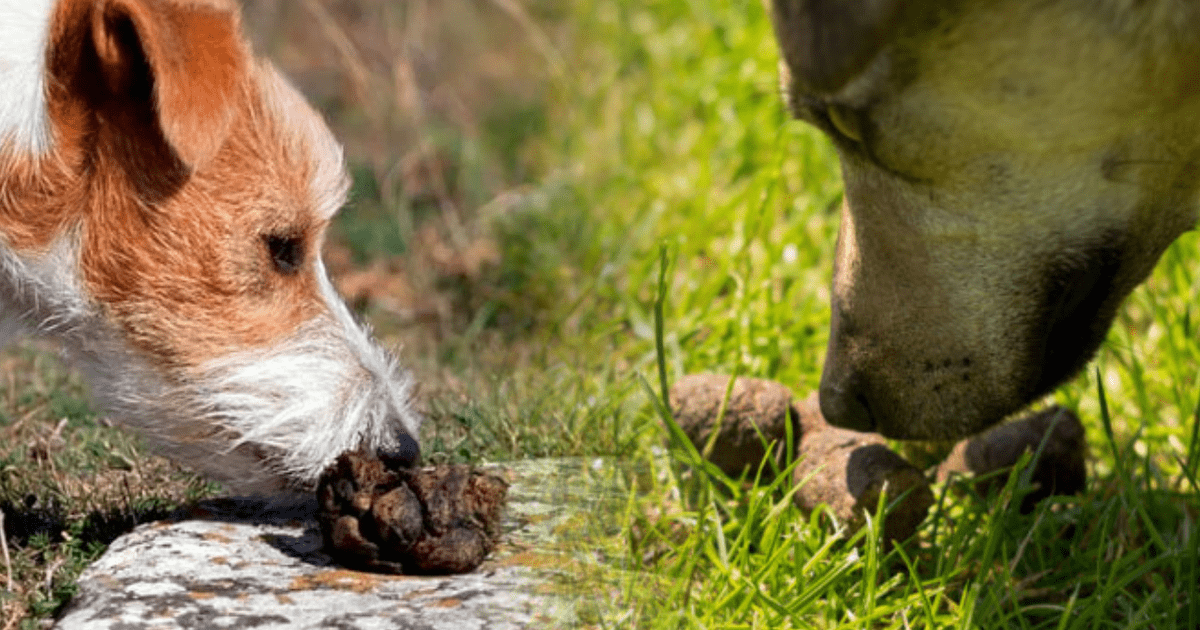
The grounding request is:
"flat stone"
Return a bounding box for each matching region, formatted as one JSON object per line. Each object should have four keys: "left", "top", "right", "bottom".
{"left": 55, "top": 458, "right": 623, "bottom": 630}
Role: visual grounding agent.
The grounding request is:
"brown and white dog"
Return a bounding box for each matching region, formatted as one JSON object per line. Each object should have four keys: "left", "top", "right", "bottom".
{"left": 0, "top": 0, "right": 420, "bottom": 492}
{"left": 769, "top": 1, "right": 1200, "bottom": 439}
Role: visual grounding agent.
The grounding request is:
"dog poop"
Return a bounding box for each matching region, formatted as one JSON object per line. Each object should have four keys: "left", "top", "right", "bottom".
{"left": 670, "top": 375, "right": 933, "bottom": 544}
{"left": 317, "top": 450, "right": 508, "bottom": 575}
{"left": 937, "top": 405, "right": 1087, "bottom": 513}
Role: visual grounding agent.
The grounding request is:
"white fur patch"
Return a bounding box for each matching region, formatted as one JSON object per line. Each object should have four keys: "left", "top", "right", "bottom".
{"left": 171, "top": 263, "right": 420, "bottom": 490}
{"left": 81, "top": 303, "right": 420, "bottom": 492}
{"left": 0, "top": 0, "right": 54, "bottom": 154}
{"left": 0, "top": 232, "right": 88, "bottom": 346}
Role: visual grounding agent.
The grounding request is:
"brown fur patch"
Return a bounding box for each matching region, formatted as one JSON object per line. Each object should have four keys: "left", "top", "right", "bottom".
{"left": 773, "top": 0, "right": 1200, "bottom": 438}
{"left": 0, "top": 0, "right": 345, "bottom": 369}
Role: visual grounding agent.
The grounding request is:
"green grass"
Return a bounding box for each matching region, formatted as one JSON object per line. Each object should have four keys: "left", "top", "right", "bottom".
{"left": 534, "top": 0, "right": 1200, "bottom": 627}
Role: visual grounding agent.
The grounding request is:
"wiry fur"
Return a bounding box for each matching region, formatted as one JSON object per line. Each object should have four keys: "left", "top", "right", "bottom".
{"left": 0, "top": 0, "right": 422, "bottom": 492}
{"left": 80, "top": 315, "right": 415, "bottom": 492}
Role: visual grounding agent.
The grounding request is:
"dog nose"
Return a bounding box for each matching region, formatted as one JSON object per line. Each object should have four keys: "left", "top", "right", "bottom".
{"left": 378, "top": 432, "right": 421, "bottom": 469}
{"left": 821, "top": 293, "right": 877, "bottom": 432}
{"left": 819, "top": 374, "right": 876, "bottom": 432}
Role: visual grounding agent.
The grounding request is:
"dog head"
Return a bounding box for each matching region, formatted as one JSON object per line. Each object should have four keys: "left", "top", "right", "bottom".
{"left": 770, "top": 0, "right": 1200, "bottom": 438}
{"left": 0, "top": 0, "right": 420, "bottom": 491}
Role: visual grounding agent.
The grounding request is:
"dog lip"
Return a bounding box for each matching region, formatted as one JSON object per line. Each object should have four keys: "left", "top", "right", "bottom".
{"left": 1029, "top": 236, "right": 1125, "bottom": 396}
{"left": 818, "top": 378, "right": 877, "bottom": 432}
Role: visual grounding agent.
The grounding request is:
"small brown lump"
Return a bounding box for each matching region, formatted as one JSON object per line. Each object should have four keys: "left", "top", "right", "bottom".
{"left": 937, "top": 406, "right": 1087, "bottom": 513}
{"left": 317, "top": 451, "right": 508, "bottom": 575}
{"left": 670, "top": 373, "right": 798, "bottom": 478}
{"left": 670, "top": 374, "right": 933, "bottom": 544}
{"left": 791, "top": 393, "right": 934, "bottom": 544}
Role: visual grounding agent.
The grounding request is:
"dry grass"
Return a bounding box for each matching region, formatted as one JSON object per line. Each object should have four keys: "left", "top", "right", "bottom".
{"left": 243, "top": 0, "right": 564, "bottom": 344}
{"left": 0, "top": 344, "right": 215, "bottom": 626}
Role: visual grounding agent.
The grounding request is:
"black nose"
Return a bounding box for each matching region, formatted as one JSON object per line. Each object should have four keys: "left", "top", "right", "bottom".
{"left": 819, "top": 372, "right": 876, "bottom": 432}
{"left": 821, "top": 293, "right": 876, "bottom": 432}
{"left": 378, "top": 433, "right": 421, "bottom": 469}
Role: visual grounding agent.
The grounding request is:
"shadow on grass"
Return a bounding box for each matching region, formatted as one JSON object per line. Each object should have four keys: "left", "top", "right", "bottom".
{"left": 1, "top": 497, "right": 183, "bottom": 550}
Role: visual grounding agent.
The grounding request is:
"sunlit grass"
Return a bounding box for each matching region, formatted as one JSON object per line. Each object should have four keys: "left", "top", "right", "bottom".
{"left": 543, "top": 0, "right": 1200, "bottom": 626}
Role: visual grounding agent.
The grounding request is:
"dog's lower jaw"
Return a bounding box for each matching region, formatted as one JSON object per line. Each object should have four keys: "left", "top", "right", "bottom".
{"left": 75, "top": 318, "right": 421, "bottom": 494}
{"left": 196, "top": 322, "right": 421, "bottom": 492}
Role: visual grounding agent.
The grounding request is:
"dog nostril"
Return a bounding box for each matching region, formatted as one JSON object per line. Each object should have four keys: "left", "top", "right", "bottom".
{"left": 378, "top": 433, "right": 420, "bottom": 469}
{"left": 819, "top": 378, "right": 876, "bottom": 432}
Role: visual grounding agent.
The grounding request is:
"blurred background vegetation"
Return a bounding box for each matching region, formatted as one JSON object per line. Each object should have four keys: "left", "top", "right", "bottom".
{"left": 239, "top": 0, "right": 628, "bottom": 463}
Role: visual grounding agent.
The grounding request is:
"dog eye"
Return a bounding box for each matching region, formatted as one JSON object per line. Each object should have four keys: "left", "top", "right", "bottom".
{"left": 263, "top": 234, "right": 304, "bottom": 275}
{"left": 827, "top": 104, "right": 864, "bottom": 143}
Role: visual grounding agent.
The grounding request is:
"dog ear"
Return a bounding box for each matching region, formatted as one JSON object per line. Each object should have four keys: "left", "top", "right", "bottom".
{"left": 770, "top": 0, "right": 902, "bottom": 94}
{"left": 88, "top": 0, "right": 248, "bottom": 168}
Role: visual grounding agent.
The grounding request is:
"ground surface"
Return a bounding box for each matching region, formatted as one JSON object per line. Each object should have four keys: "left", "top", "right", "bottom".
{"left": 54, "top": 458, "right": 615, "bottom": 630}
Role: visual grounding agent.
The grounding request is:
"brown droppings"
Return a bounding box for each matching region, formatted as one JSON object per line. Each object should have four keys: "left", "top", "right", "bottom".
{"left": 792, "top": 393, "right": 933, "bottom": 544}
{"left": 669, "top": 374, "right": 798, "bottom": 478}
{"left": 670, "top": 374, "right": 932, "bottom": 544}
{"left": 317, "top": 450, "right": 508, "bottom": 575}
{"left": 371, "top": 486, "right": 423, "bottom": 549}
{"left": 937, "top": 406, "right": 1087, "bottom": 512}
